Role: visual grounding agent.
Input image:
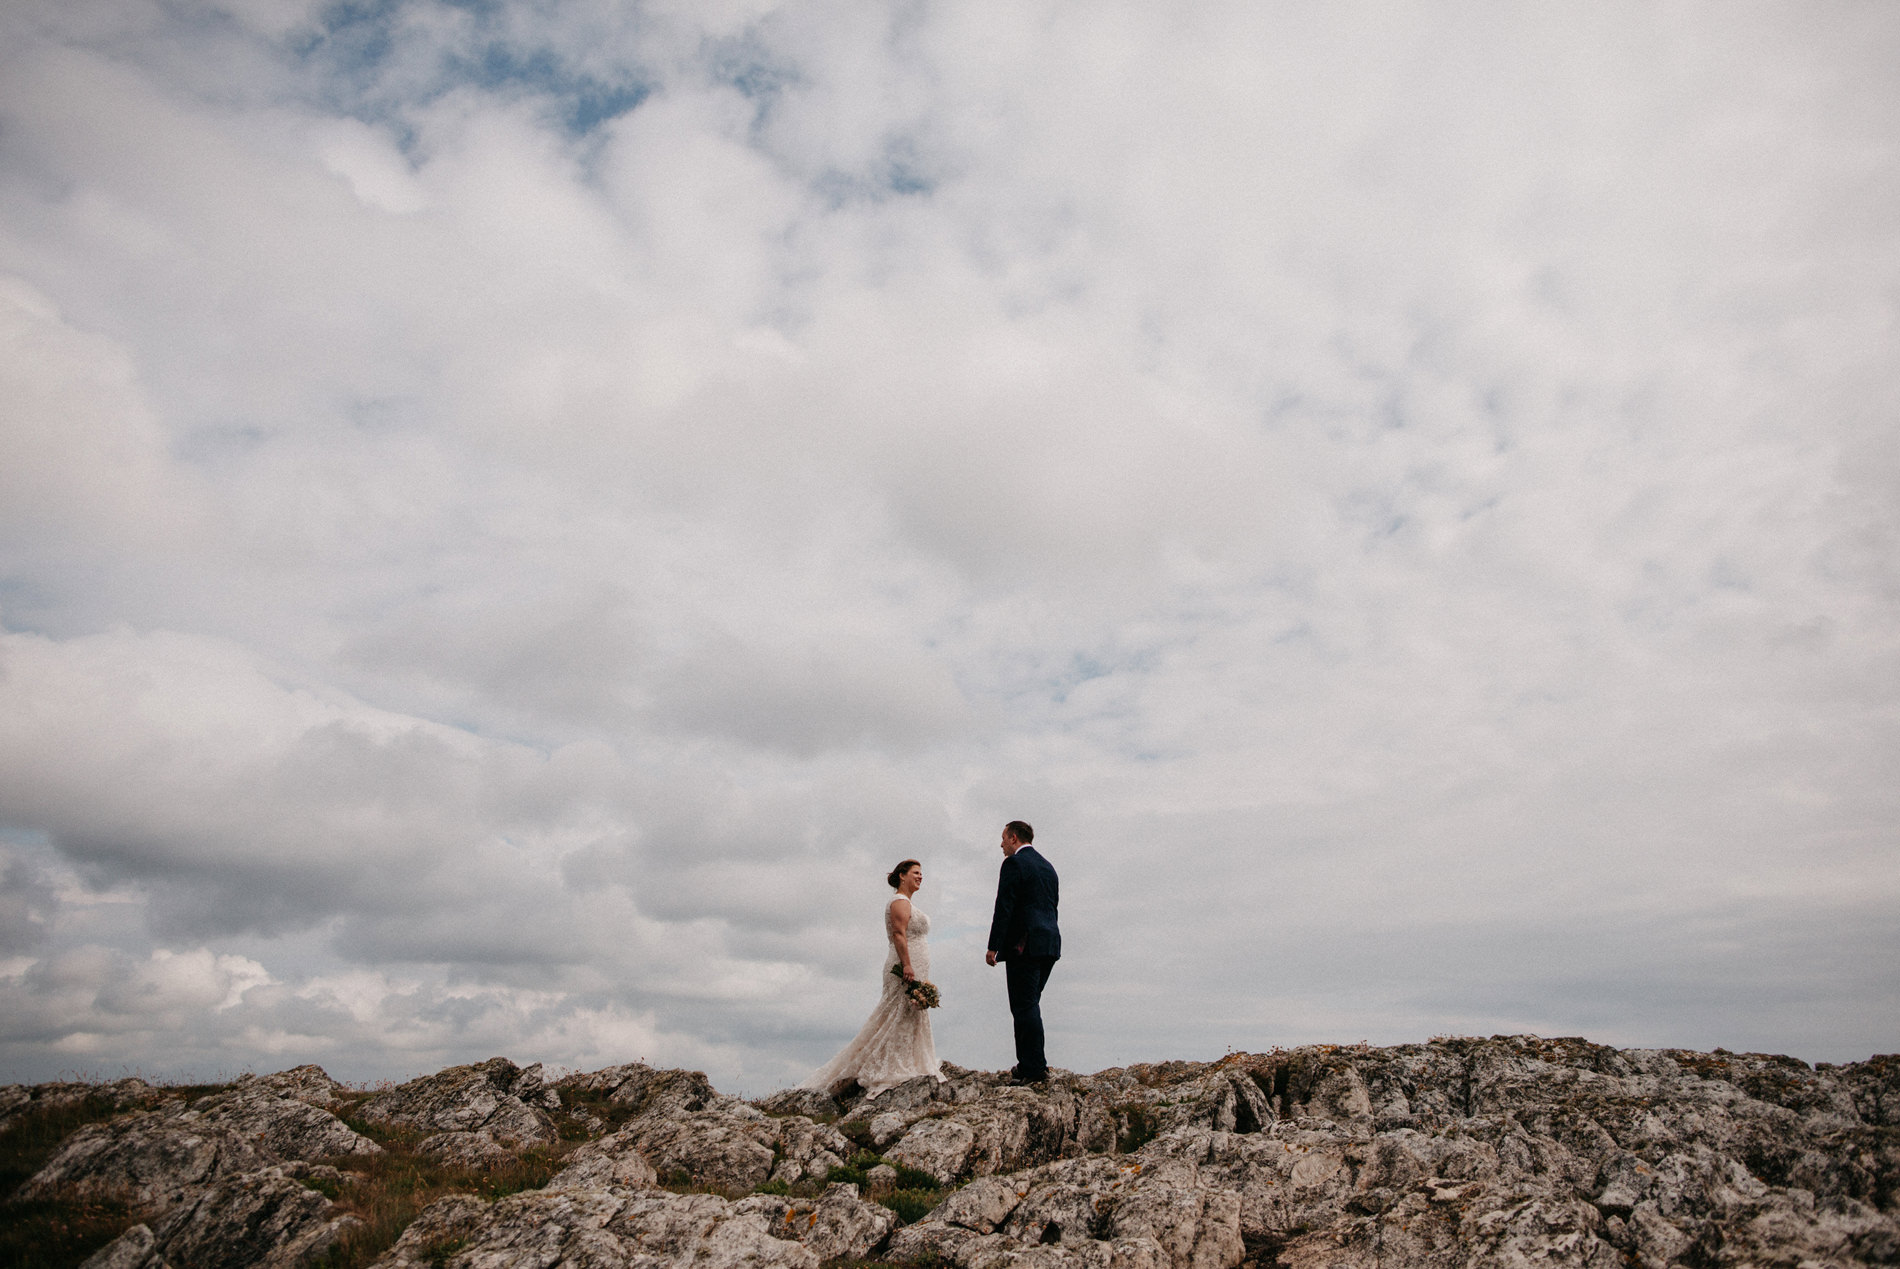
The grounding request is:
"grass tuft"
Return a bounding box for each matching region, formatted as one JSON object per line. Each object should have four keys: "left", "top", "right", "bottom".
{"left": 878, "top": 1188, "right": 939, "bottom": 1225}
{"left": 0, "top": 1196, "right": 144, "bottom": 1269}
{"left": 0, "top": 1093, "right": 157, "bottom": 1269}
{"left": 306, "top": 1139, "right": 570, "bottom": 1268}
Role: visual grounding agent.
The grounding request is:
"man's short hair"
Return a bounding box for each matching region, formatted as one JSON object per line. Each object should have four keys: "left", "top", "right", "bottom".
{"left": 1005, "top": 820, "right": 1034, "bottom": 844}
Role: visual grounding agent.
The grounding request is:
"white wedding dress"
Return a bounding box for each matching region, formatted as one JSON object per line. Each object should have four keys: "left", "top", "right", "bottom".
{"left": 802, "top": 897, "right": 945, "bottom": 1097}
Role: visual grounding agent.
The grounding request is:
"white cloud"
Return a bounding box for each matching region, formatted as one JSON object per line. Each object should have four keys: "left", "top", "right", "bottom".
{"left": 0, "top": 0, "right": 1895, "bottom": 1087}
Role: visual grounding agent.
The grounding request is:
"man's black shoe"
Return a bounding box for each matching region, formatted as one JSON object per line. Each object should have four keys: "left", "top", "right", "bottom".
{"left": 1008, "top": 1071, "right": 1048, "bottom": 1086}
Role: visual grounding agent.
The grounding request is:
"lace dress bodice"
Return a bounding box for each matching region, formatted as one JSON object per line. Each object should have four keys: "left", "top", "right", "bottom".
{"left": 801, "top": 895, "right": 944, "bottom": 1096}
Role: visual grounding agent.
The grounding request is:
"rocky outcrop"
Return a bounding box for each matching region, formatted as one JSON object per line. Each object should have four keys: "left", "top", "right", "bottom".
{"left": 557, "top": 1061, "right": 857, "bottom": 1190}
{"left": 369, "top": 1180, "right": 896, "bottom": 1269}
{"left": 891, "top": 1154, "right": 1243, "bottom": 1269}
{"left": 83, "top": 1165, "right": 363, "bottom": 1269}
{"left": 20, "top": 1068, "right": 378, "bottom": 1269}
{"left": 10, "top": 1038, "right": 1898, "bottom": 1269}
{"left": 21, "top": 1110, "right": 272, "bottom": 1209}
{"left": 360, "top": 1055, "right": 560, "bottom": 1145}
{"left": 22, "top": 1070, "right": 379, "bottom": 1211}
{"left": 189, "top": 1076, "right": 381, "bottom": 1163}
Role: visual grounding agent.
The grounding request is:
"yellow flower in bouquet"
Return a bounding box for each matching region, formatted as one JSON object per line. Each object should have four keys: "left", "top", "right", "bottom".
{"left": 891, "top": 962, "right": 942, "bottom": 1008}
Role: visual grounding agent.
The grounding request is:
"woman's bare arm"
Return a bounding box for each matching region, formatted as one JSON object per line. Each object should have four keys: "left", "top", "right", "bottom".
{"left": 888, "top": 897, "right": 914, "bottom": 980}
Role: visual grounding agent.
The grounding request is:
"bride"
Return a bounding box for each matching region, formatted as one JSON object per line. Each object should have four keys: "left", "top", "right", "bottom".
{"left": 802, "top": 858, "right": 945, "bottom": 1097}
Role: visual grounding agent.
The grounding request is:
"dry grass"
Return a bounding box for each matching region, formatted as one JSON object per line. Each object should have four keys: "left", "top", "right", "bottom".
{"left": 0, "top": 1085, "right": 212, "bottom": 1269}
{"left": 309, "top": 1109, "right": 576, "bottom": 1269}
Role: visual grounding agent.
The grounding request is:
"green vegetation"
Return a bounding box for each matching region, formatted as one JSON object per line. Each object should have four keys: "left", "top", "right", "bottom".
{"left": 0, "top": 1196, "right": 144, "bottom": 1269}
{"left": 554, "top": 1085, "right": 641, "bottom": 1139}
{"left": 309, "top": 1137, "right": 572, "bottom": 1269}
{"left": 800, "top": 1149, "right": 950, "bottom": 1226}
{"left": 0, "top": 1084, "right": 229, "bottom": 1269}
{"left": 878, "top": 1188, "right": 939, "bottom": 1225}
{"left": 0, "top": 1094, "right": 124, "bottom": 1199}
{"left": 0, "top": 1078, "right": 958, "bottom": 1267}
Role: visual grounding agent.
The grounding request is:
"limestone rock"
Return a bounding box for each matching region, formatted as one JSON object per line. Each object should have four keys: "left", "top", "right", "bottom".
{"left": 188, "top": 1080, "right": 381, "bottom": 1162}
{"left": 21, "top": 1109, "right": 271, "bottom": 1209}
{"left": 21, "top": 1066, "right": 379, "bottom": 1218}
{"left": 415, "top": 1130, "right": 518, "bottom": 1170}
{"left": 19, "top": 1039, "right": 1900, "bottom": 1269}
{"left": 768, "top": 1114, "right": 854, "bottom": 1185}
{"left": 360, "top": 1056, "right": 558, "bottom": 1146}
{"left": 78, "top": 1222, "right": 159, "bottom": 1269}
{"left": 735, "top": 1181, "right": 902, "bottom": 1260}
{"left": 548, "top": 1130, "right": 661, "bottom": 1191}
{"left": 894, "top": 1153, "right": 1242, "bottom": 1269}
{"left": 615, "top": 1105, "right": 779, "bottom": 1191}
{"left": 557, "top": 1062, "right": 726, "bottom": 1119}
{"left": 240, "top": 1065, "right": 353, "bottom": 1108}
{"left": 79, "top": 1165, "right": 360, "bottom": 1269}
{"left": 754, "top": 1086, "right": 842, "bottom": 1120}
{"left": 889, "top": 1114, "right": 977, "bottom": 1183}
{"left": 368, "top": 1182, "right": 887, "bottom": 1269}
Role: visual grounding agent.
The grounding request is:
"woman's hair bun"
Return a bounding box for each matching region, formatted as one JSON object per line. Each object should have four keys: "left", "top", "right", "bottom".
{"left": 887, "top": 859, "right": 921, "bottom": 890}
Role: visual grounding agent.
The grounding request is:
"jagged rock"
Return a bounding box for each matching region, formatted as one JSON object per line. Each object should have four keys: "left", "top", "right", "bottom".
{"left": 19, "top": 1040, "right": 1900, "bottom": 1269}
{"left": 894, "top": 1154, "right": 1242, "bottom": 1269}
{"left": 615, "top": 1103, "right": 779, "bottom": 1190}
{"left": 415, "top": 1130, "right": 518, "bottom": 1170}
{"left": 360, "top": 1056, "right": 558, "bottom": 1145}
{"left": 79, "top": 1222, "right": 159, "bottom": 1269}
{"left": 189, "top": 1080, "right": 381, "bottom": 1162}
{"left": 882, "top": 1076, "right": 1117, "bottom": 1183}
{"left": 557, "top": 1062, "right": 724, "bottom": 1118}
{"left": 21, "top": 1109, "right": 271, "bottom": 1209}
{"left": 240, "top": 1065, "right": 352, "bottom": 1108}
{"left": 548, "top": 1131, "right": 661, "bottom": 1191}
{"left": 557, "top": 1061, "right": 853, "bottom": 1191}
{"left": 81, "top": 1165, "right": 361, "bottom": 1269}
{"left": 1832, "top": 1053, "right": 1900, "bottom": 1127}
{"left": 755, "top": 1086, "right": 842, "bottom": 1120}
{"left": 934, "top": 1174, "right": 1034, "bottom": 1231}
{"left": 736, "top": 1181, "right": 902, "bottom": 1260}
{"left": 769, "top": 1114, "right": 853, "bottom": 1185}
{"left": 20, "top": 1064, "right": 378, "bottom": 1219}
{"left": 889, "top": 1114, "right": 978, "bottom": 1183}
{"left": 368, "top": 1181, "right": 892, "bottom": 1268}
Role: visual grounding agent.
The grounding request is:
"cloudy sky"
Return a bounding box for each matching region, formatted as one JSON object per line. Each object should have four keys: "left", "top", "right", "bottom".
{"left": 1, "top": 0, "right": 1895, "bottom": 1092}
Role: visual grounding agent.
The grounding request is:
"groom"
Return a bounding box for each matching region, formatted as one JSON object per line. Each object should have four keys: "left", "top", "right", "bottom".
{"left": 985, "top": 820, "right": 1060, "bottom": 1085}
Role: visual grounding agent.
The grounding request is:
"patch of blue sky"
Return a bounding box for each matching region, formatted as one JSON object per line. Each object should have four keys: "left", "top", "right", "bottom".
{"left": 296, "top": 0, "right": 649, "bottom": 137}
{"left": 811, "top": 141, "right": 937, "bottom": 209}
{"left": 711, "top": 43, "right": 798, "bottom": 107}
{"left": 448, "top": 41, "right": 651, "bottom": 134}
{"left": 0, "top": 826, "right": 55, "bottom": 852}
{"left": 0, "top": 579, "right": 63, "bottom": 633}
{"left": 295, "top": 0, "right": 403, "bottom": 87}
{"left": 1047, "top": 652, "right": 1115, "bottom": 705}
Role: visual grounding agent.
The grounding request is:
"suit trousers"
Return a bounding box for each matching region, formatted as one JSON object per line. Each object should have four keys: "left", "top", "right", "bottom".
{"left": 1005, "top": 955, "right": 1058, "bottom": 1078}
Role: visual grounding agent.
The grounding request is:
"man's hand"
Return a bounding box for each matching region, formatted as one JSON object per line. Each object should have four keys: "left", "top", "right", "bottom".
{"left": 985, "top": 950, "right": 998, "bottom": 967}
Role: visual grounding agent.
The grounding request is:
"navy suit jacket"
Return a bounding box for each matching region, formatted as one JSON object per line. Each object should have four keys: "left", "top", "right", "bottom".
{"left": 988, "top": 845, "right": 1061, "bottom": 962}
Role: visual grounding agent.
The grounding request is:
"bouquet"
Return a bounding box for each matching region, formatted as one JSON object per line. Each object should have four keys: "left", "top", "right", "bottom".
{"left": 891, "top": 962, "right": 942, "bottom": 1009}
